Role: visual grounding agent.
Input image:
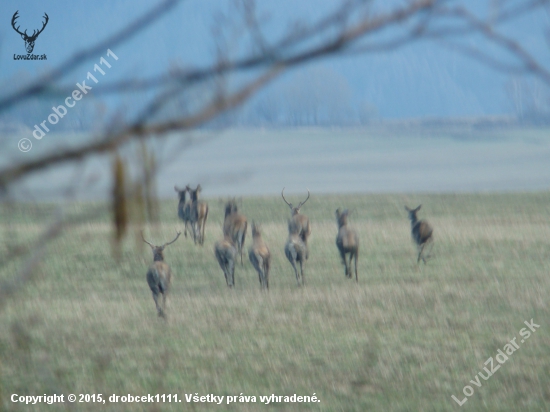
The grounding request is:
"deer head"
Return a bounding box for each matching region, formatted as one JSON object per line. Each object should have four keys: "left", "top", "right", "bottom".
{"left": 404, "top": 205, "right": 422, "bottom": 224}
{"left": 141, "top": 230, "right": 181, "bottom": 262}
{"left": 335, "top": 208, "right": 350, "bottom": 227}
{"left": 12, "top": 11, "right": 49, "bottom": 54}
{"left": 174, "top": 185, "right": 187, "bottom": 202}
{"left": 281, "top": 188, "right": 310, "bottom": 216}
{"left": 186, "top": 184, "right": 202, "bottom": 202}
{"left": 224, "top": 199, "right": 238, "bottom": 218}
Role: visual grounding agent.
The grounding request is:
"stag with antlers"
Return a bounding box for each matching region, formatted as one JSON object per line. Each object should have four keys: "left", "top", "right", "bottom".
{"left": 186, "top": 184, "right": 209, "bottom": 245}
{"left": 142, "top": 230, "right": 181, "bottom": 318}
{"left": 281, "top": 188, "right": 311, "bottom": 256}
{"left": 11, "top": 11, "right": 49, "bottom": 54}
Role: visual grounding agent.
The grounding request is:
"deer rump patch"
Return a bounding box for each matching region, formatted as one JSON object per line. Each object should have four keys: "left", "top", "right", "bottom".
{"left": 147, "top": 262, "right": 171, "bottom": 294}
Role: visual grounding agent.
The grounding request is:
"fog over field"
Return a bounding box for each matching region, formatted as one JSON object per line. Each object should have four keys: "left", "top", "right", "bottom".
{"left": 5, "top": 128, "right": 550, "bottom": 200}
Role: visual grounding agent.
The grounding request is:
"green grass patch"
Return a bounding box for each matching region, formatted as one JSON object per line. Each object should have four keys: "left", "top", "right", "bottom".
{"left": 1, "top": 192, "right": 549, "bottom": 411}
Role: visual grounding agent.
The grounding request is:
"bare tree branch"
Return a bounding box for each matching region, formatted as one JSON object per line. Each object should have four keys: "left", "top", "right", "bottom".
{"left": 0, "top": 0, "right": 180, "bottom": 114}
{"left": 0, "top": 0, "right": 438, "bottom": 189}
{"left": 0, "top": 66, "right": 283, "bottom": 188}
{"left": 434, "top": 5, "right": 550, "bottom": 84}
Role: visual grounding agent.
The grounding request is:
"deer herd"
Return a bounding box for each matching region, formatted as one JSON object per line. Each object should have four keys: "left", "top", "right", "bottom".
{"left": 143, "top": 184, "right": 434, "bottom": 317}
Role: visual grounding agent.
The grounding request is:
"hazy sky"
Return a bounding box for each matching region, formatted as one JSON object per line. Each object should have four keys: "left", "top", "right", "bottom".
{"left": 1, "top": 0, "right": 548, "bottom": 119}
{"left": 1, "top": 1, "right": 550, "bottom": 200}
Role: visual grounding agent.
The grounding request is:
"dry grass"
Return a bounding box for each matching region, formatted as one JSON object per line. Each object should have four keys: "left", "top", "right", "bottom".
{"left": 0, "top": 192, "right": 549, "bottom": 411}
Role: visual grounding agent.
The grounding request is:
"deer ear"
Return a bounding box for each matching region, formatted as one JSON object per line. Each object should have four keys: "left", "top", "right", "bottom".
{"left": 404, "top": 206, "right": 411, "bottom": 212}
{"left": 415, "top": 205, "right": 422, "bottom": 212}
{"left": 196, "top": 184, "right": 202, "bottom": 192}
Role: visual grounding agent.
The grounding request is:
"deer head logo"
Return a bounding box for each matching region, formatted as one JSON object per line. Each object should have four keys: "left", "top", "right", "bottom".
{"left": 11, "top": 11, "right": 49, "bottom": 54}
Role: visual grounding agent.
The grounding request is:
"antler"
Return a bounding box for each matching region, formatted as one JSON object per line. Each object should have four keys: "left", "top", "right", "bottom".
{"left": 281, "top": 187, "right": 292, "bottom": 207}
{"left": 11, "top": 11, "right": 25, "bottom": 36}
{"left": 163, "top": 230, "right": 181, "bottom": 248}
{"left": 298, "top": 189, "right": 310, "bottom": 207}
{"left": 32, "top": 13, "right": 49, "bottom": 39}
{"left": 141, "top": 230, "right": 155, "bottom": 249}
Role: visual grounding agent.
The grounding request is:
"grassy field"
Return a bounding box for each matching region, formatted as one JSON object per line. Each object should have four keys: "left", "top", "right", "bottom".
{"left": 1, "top": 192, "right": 549, "bottom": 411}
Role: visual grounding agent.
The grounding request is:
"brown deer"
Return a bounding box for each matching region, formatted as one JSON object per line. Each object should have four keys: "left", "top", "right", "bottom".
{"left": 248, "top": 222, "right": 271, "bottom": 289}
{"left": 186, "top": 184, "right": 209, "bottom": 245}
{"left": 335, "top": 209, "right": 359, "bottom": 282}
{"left": 215, "top": 235, "right": 238, "bottom": 288}
{"left": 174, "top": 185, "right": 192, "bottom": 239}
{"left": 284, "top": 219, "right": 308, "bottom": 286}
{"left": 141, "top": 230, "right": 181, "bottom": 318}
{"left": 405, "top": 205, "right": 434, "bottom": 264}
{"left": 223, "top": 199, "right": 248, "bottom": 265}
{"left": 281, "top": 188, "right": 311, "bottom": 256}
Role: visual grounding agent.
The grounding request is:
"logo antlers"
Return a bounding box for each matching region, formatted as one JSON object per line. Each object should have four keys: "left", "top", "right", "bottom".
{"left": 11, "top": 11, "right": 49, "bottom": 54}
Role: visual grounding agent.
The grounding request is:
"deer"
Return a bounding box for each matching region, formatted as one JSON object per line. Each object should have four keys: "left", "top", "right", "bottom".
{"left": 174, "top": 185, "right": 192, "bottom": 239}
{"left": 215, "top": 235, "right": 238, "bottom": 288}
{"left": 284, "top": 219, "right": 308, "bottom": 286}
{"left": 223, "top": 199, "right": 248, "bottom": 265}
{"left": 186, "top": 184, "right": 209, "bottom": 245}
{"left": 11, "top": 11, "right": 49, "bottom": 54}
{"left": 248, "top": 222, "right": 271, "bottom": 289}
{"left": 281, "top": 188, "right": 311, "bottom": 257}
{"left": 141, "top": 230, "right": 181, "bottom": 318}
{"left": 404, "top": 205, "right": 434, "bottom": 264}
{"left": 335, "top": 209, "right": 359, "bottom": 282}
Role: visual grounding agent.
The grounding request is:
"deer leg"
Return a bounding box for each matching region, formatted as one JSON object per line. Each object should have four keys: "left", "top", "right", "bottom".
{"left": 417, "top": 243, "right": 426, "bottom": 264}
{"left": 290, "top": 260, "right": 300, "bottom": 286}
{"left": 223, "top": 267, "right": 229, "bottom": 287}
{"left": 239, "top": 243, "right": 244, "bottom": 266}
{"left": 256, "top": 257, "right": 264, "bottom": 288}
{"left": 259, "top": 263, "right": 267, "bottom": 289}
{"left": 339, "top": 249, "right": 347, "bottom": 277}
{"left": 354, "top": 252, "right": 358, "bottom": 283}
{"left": 300, "top": 260, "right": 305, "bottom": 286}
{"left": 197, "top": 220, "right": 203, "bottom": 245}
{"left": 264, "top": 261, "right": 270, "bottom": 290}
{"left": 193, "top": 222, "right": 199, "bottom": 245}
{"left": 151, "top": 291, "right": 162, "bottom": 317}
{"left": 160, "top": 293, "right": 168, "bottom": 318}
{"left": 228, "top": 260, "right": 235, "bottom": 288}
{"left": 201, "top": 212, "right": 208, "bottom": 245}
{"left": 424, "top": 238, "right": 434, "bottom": 261}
